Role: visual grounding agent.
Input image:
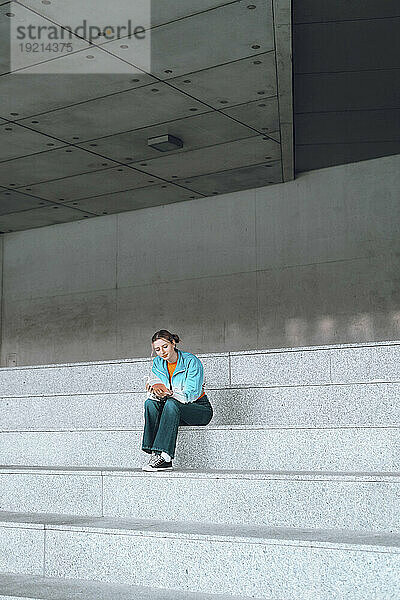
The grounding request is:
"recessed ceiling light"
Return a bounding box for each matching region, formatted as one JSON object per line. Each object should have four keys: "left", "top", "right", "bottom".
{"left": 164, "top": 69, "right": 172, "bottom": 73}
{"left": 66, "top": 149, "right": 72, "bottom": 152}
{"left": 120, "top": 44, "right": 128, "bottom": 49}
{"left": 86, "top": 55, "right": 95, "bottom": 59}
{"left": 90, "top": 143, "right": 97, "bottom": 147}
{"left": 247, "top": 4, "right": 256, "bottom": 8}
{"left": 253, "top": 60, "right": 262, "bottom": 64}
{"left": 189, "top": 108, "right": 198, "bottom": 112}
{"left": 103, "top": 211, "right": 108, "bottom": 214}
{"left": 132, "top": 78, "right": 139, "bottom": 82}
{"left": 148, "top": 134, "right": 183, "bottom": 152}
{"left": 220, "top": 100, "right": 228, "bottom": 104}
{"left": 161, "top": 185, "right": 167, "bottom": 188}
{"left": 42, "top": 0, "right": 51, "bottom": 4}
{"left": 101, "top": 163, "right": 108, "bottom": 166}
{"left": 73, "top": 136, "right": 80, "bottom": 140}
{"left": 5, "top": 127, "right": 12, "bottom": 131}
{"left": 171, "top": 175, "right": 178, "bottom": 179}
{"left": 31, "top": 120, "right": 39, "bottom": 123}
{"left": 258, "top": 103, "right": 266, "bottom": 107}
{"left": 183, "top": 80, "right": 191, "bottom": 83}
{"left": 252, "top": 44, "right": 260, "bottom": 49}
{"left": 47, "top": 143, "right": 55, "bottom": 146}
{"left": 5, "top": 12, "right": 15, "bottom": 17}
{"left": 10, "top": 112, "right": 19, "bottom": 116}
{"left": 257, "top": 91, "right": 266, "bottom": 95}
{"left": 140, "top": 163, "right": 147, "bottom": 166}
{"left": 53, "top": 206, "right": 59, "bottom": 209}
{"left": 117, "top": 168, "right": 124, "bottom": 172}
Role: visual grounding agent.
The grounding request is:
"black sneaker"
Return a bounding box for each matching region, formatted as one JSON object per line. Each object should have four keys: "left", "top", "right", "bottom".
{"left": 142, "top": 455, "right": 173, "bottom": 472}
{"left": 141, "top": 452, "right": 160, "bottom": 471}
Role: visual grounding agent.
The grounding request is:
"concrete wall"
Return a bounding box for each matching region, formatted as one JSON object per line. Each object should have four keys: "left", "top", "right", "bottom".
{"left": 0, "top": 236, "right": 2, "bottom": 365}
{"left": 1, "top": 154, "right": 399, "bottom": 366}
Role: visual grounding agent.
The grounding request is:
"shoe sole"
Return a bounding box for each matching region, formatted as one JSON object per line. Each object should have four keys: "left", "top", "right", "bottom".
{"left": 142, "top": 465, "right": 173, "bottom": 472}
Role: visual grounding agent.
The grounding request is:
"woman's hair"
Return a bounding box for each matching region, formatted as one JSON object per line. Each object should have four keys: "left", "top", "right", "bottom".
{"left": 151, "top": 330, "right": 180, "bottom": 345}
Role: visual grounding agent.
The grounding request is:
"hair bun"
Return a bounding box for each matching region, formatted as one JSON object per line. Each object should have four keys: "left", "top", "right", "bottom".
{"left": 172, "top": 333, "right": 180, "bottom": 344}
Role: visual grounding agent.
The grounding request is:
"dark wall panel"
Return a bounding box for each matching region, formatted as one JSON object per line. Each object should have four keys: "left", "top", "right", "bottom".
{"left": 294, "top": 1, "right": 400, "bottom": 24}
{"left": 295, "top": 70, "right": 400, "bottom": 113}
{"left": 293, "top": 1, "right": 400, "bottom": 173}
{"left": 296, "top": 142, "right": 400, "bottom": 172}
{"left": 294, "top": 19, "right": 400, "bottom": 74}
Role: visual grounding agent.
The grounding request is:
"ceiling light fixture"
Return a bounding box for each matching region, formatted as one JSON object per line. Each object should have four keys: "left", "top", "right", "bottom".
{"left": 148, "top": 134, "right": 183, "bottom": 152}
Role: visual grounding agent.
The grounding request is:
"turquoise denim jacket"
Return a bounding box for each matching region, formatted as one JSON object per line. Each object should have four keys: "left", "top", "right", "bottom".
{"left": 150, "top": 350, "right": 204, "bottom": 403}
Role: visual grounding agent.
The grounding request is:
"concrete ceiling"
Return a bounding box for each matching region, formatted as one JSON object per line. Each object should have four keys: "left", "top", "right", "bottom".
{"left": 293, "top": 0, "right": 400, "bottom": 172}
{"left": 0, "top": 0, "right": 293, "bottom": 233}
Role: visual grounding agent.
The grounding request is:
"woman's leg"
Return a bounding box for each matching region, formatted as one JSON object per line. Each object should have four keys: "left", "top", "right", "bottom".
{"left": 141, "top": 397, "right": 164, "bottom": 454}
{"left": 152, "top": 396, "right": 213, "bottom": 459}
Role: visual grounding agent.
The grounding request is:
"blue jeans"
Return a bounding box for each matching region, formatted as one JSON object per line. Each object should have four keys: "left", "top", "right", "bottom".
{"left": 141, "top": 395, "right": 213, "bottom": 459}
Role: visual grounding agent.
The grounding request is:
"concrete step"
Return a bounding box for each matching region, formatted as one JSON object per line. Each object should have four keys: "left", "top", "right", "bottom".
{"left": 0, "top": 426, "right": 398, "bottom": 471}
{"left": 0, "top": 466, "right": 399, "bottom": 532}
{"left": 0, "top": 574, "right": 257, "bottom": 600}
{"left": 1, "top": 382, "right": 399, "bottom": 430}
{"left": 0, "top": 341, "right": 399, "bottom": 398}
{"left": 0, "top": 512, "right": 399, "bottom": 599}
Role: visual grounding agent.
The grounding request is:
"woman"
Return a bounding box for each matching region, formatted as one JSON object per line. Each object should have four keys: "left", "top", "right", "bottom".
{"left": 142, "top": 330, "right": 213, "bottom": 471}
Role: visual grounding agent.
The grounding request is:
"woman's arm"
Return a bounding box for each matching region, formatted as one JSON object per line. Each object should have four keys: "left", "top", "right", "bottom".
{"left": 172, "top": 356, "right": 204, "bottom": 403}
{"left": 146, "top": 372, "right": 172, "bottom": 399}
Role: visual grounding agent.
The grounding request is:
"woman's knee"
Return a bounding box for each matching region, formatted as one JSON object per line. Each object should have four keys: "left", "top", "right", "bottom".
{"left": 144, "top": 397, "right": 159, "bottom": 413}
{"left": 163, "top": 397, "right": 180, "bottom": 413}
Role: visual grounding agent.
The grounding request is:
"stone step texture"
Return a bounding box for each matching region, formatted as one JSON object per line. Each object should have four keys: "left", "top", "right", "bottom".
{"left": 0, "top": 341, "right": 398, "bottom": 472}
{"left": 0, "top": 467, "right": 399, "bottom": 532}
{"left": 0, "top": 341, "right": 399, "bottom": 398}
{"left": 1, "top": 383, "right": 399, "bottom": 430}
{"left": 0, "top": 341, "right": 399, "bottom": 598}
{"left": 0, "top": 574, "right": 258, "bottom": 600}
{"left": 0, "top": 426, "right": 398, "bottom": 471}
{"left": 0, "top": 512, "right": 399, "bottom": 600}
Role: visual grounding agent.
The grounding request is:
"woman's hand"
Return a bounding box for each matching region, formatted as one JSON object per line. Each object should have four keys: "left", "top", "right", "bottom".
{"left": 155, "top": 388, "right": 173, "bottom": 399}
{"left": 146, "top": 383, "right": 173, "bottom": 399}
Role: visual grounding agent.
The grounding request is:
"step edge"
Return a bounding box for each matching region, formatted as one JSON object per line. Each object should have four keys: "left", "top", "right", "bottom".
{"left": 1, "top": 466, "right": 400, "bottom": 482}
{"left": 0, "top": 339, "right": 399, "bottom": 373}
{"left": 0, "top": 512, "right": 400, "bottom": 553}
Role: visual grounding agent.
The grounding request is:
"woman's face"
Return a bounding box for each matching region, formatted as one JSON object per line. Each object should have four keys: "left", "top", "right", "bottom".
{"left": 153, "top": 338, "right": 177, "bottom": 362}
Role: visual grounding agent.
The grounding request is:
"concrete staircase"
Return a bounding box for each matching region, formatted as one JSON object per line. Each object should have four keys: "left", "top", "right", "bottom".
{"left": 0, "top": 341, "right": 399, "bottom": 599}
